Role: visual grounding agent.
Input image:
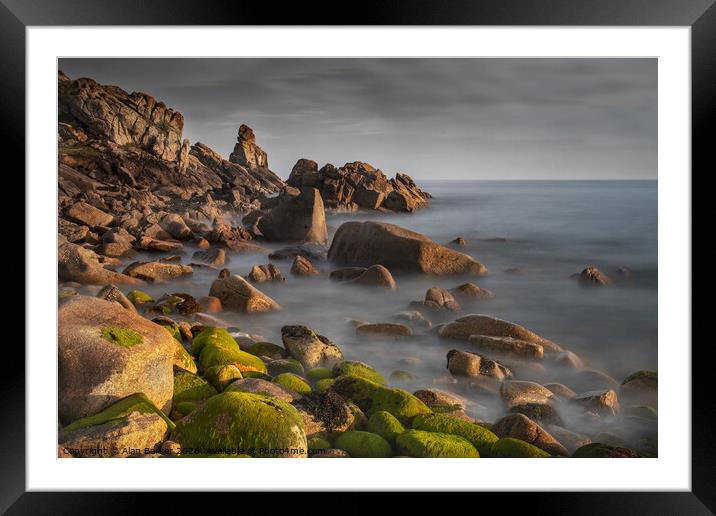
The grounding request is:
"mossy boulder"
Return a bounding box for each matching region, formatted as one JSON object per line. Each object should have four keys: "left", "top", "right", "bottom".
{"left": 370, "top": 387, "right": 432, "bottom": 424}
{"left": 189, "top": 326, "right": 220, "bottom": 354}
{"left": 314, "top": 378, "right": 335, "bottom": 393}
{"left": 152, "top": 318, "right": 182, "bottom": 343}
{"left": 172, "top": 340, "right": 198, "bottom": 374}
{"left": 173, "top": 401, "right": 198, "bottom": 418}
{"left": 241, "top": 371, "right": 273, "bottom": 381}
{"left": 307, "top": 435, "right": 332, "bottom": 454}
{"left": 194, "top": 328, "right": 267, "bottom": 373}
{"left": 366, "top": 410, "right": 405, "bottom": 444}
{"left": 334, "top": 431, "right": 393, "bottom": 458}
{"left": 332, "top": 361, "right": 386, "bottom": 385}
{"left": 172, "top": 391, "right": 307, "bottom": 458}
{"left": 203, "top": 365, "right": 243, "bottom": 391}
{"left": 127, "top": 290, "right": 154, "bottom": 304}
{"left": 173, "top": 372, "right": 218, "bottom": 405}
{"left": 331, "top": 374, "right": 382, "bottom": 410}
{"left": 245, "top": 341, "right": 287, "bottom": 359}
{"left": 412, "top": 413, "right": 498, "bottom": 456}
{"left": 306, "top": 367, "right": 334, "bottom": 382}
{"left": 267, "top": 358, "right": 305, "bottom": 376}
{"left": 59, "top": 296, "right": 176, "bottom": 424}
{"left": 274, "top": 373, "right": 312, "bottom": 395}
{"left": 396, "top": 429, "right": 479, "bottom": 458}
{"left": 226, "top": 378, "right": 300, "bottom": 403}
{"left": 490, "top": 437, "right": 550, "bottom": 458}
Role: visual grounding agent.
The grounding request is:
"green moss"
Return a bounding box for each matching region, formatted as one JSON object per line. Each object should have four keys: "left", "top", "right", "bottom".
{"left": 273, "top": 373, "right": 312, "bottom": 395}
{"left": 171, "top": 391, "right": 307, "bottom": 458}
{"left": 189, "top": 327, "right": 220, "bottom": 354}
{"left": 194, "top": 328, "right": 267, "bottom": 373}
{"left": 172, "top": 340, "right": 197, "bottom": 374}
{"left": 241, "top": 371, "right": 273, "bottom": 381}
{"left": 204, "top": 365, "right": 243, "bottom": 391}
{"left": 366, "top": 410, "right": 405, "bottom": 444}
{"left": 63, "top": 393, "right": 174, "bottom": 433}
{"left": 127, "top": 289, "right": 154, "bottom": 304}
{"left": 490, "top": 437, "right": 550, "bottom": 458}
{"left": 333, "top": 361, "right": 386, "bottom": 385}
{"left": 245, "top": 341, "right": 287, "bottom": 358}
{"left": 101, "top": 326, "right": 143, "bottom": 348}
{"left": 412, "top": 413, "right": 498, "bottom": 457}
{"left": 307, "top": 436, "right": 332, "bottom": 453}
{"left": 314, "top": 378, "right": 335, "bottom": 393}
{"left": 331, "top": 375, "right": 382, "bottom": 410}
{"left": 148, "top": 304, "right": 173, "bottom": 315}
{"left": 174, "top": 401, "right": 197, "bottom": 417}
{"left": 334, "top": 431, "right": 393, "bottom": 458}
{"left": 173, "top": 372, "right": 218, "bottom": 405}
{"left": 306, "top": 367, "right": 334, "bottom": 382}
{"left": 396, "top": 429, "right": 479, "bottom": 458}
{"left": 267, "top": 358, "right": 305, "bottom": 376}
{"left": 370, "top": 387, "right": 432, "bottom": 425}
{"left": 153, "top": 319, "right": 182, "bottom": 343}
{"left": 622, "top": 370, "right": 658, "bottom": 385}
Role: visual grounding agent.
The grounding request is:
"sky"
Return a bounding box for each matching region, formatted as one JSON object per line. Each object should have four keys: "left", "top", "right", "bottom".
{"left": 59, "top": 58, "right": 657, "bottom": 180}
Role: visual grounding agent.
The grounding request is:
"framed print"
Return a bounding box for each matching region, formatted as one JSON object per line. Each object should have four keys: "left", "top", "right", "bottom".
{"left": 5, "top": 0, "right": 711, "bottom": 512}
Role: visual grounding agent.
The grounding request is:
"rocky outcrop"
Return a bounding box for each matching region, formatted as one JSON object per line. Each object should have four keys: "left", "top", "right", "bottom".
{"left": 254, "top": 187, "right": 328, "bottom": 243}
{"left": 328, "top": 221, "right": 487, "bottom": 275}
{"left": 287, "top": 159, "right": 430, "bottom": 213}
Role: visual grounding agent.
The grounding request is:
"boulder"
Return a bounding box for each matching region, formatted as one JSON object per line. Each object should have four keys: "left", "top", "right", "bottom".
{"left": 122, "top": 261, "right": 193, "bottom": 283}
{"left": 291, "top": 255, "right": 319, "bottom": 276}
{"left": 328, "top": 221, "right": 486, "bottom": 275}
{"left": 59, "top": 243, "right": 143, "bottom": 285}
{"left": 446, "top": 350, "right": 511, "bottom": 379}
{"left": 248, "top": 263, "right": 284, "bottom": 282}
{"left": 65, "top": 201, "right": 114, "bottom": 227}
{"left": 96, "top": 284, "right": 136, "bottom": 312}
{"left": 58, "top": 296, "right": 176, "bottom": 424}
{"left": 159, "top": 213, "right": 193, "bottom": 240}
{"left": 257, "top": 187, "right": 328, "bottom": 244}
{"left": 438, "top": 314, "right": 561, "bottom": 352}
{"left": 209, "top": 273, "right": 281, "bottom": 313}
{"left": 575, "top": 266, "right": 612, "bottom": 286}
{"left": 468, "top": 335, "right": 544, "bottom": 360}
{"left": 450, "top": 282, "right": 494, "bottom": 299}
{"left": 500, "top": 380, "right": 555, "bottom": 409}
{"left": 192, "top": 247, "right": 226, "bottom": 267}
{"left": 413, "top": 287, "right": 461, "bottom": 311}
{"left": 356, "top": 323, "right": 412, "bottom": 337}
{"left": 411, "top": 413, "right": 498, "bottom": 456}
{"left": 491, "top": 413, "right": 569, "bottom": 456}
{"left": 572, "top": 389, "right": 621, "bottom": 417}
{"left": 352, "top": 264, "right": 396, "bottom": 288}
{"left": 281, "top": 325, "right": 343, "bottom": 370}
{"left": 226, "top": 378, "right": 301, "bottom": 403}
{"left": 396, "top": 429, "right": 478, "bottom": 458}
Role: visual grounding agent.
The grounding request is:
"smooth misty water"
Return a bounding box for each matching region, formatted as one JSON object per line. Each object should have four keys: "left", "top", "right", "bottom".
{"left": 83, "top": 180, "right": 658, "bottom": 428}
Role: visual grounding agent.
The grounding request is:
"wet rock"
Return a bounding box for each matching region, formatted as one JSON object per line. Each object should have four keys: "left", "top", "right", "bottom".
{"left": 291, "top": 255, "right": 319, "bottom": 276}
{"left": 58, "top": 296, "right": 175, "bottom": 424}
{"left": 159, "top": 213, "right": 193, "bottom": 240}
{"left": 197, "top": 296, "right": 222, "bottom": 313}
{"left": 509, "top": 403, "right": 563, "bottom": 426}
{"left": 439, "top": 314, "right": 561, "bottom": 352}
{"left": 192, "top": 247, "right": 226, "bottom": 267}
{"left": 356, "top": 323, "right": 413, "bottom": 338}
{"left": 415, "top": 287, "right": 461, "bottom": 312}
{"left": 413, "top": 389, "right": 468, "bottom": 413}
{"left": 328, "top": 221, "right": 486, "bottom": 276}
{"left": 257, "top": 187, "right": 328, "bottom": 244}
{"left": 446, "top": 350, "right": 511, "bottom": 379}
{"left": 543, "top": 383, "right": 577, "bottom": 400}
{"left": 572, "top": 389, "right": 621, "bottom": 417}
{"left": 500, "top": 380, "right": 555, "bottom": 409}
{"left": 552, "top": 350, "right": 584, "bottom": 370}
{"left": 59, "top": 242, "right": 143, "bottom": 285}
{"left": 209, "top": 273, "right": 281, "bottom": 313}
{"left": 122, "top": 261, "right": 193, "bottom": 283}
{"left": 281, "top": 325, "right": 343, "bottom": 370}
{"left": 136, "top": 236, "right": 184, "bottom": 253}
{"left": 268, "top": 242, "right": 328, "bottom": 261}
{"left": 352, "top": 264, "right": 396, "bottom": 289}
{"left": 575, "top": 266, "right": 612, "bottom": 286}
{"left": 450, "top": 282, "right": 494, "bottom": 299}
{"left": 468, "top": 335, "right": 544, "bottom": 360}
{"left": 96, "top": 284, "right": 136, "bottom": 312}
{"left": 65, "top": 201, "right": 114, "bottom": 227}
{"left": 546, "top": 425, "right": 592, "bottom": 453}
{"left": 248, "top": 263, "right": 284, "bottom": 283}
{"left": 492, "top": 413, "right": 569, "bottom": 457}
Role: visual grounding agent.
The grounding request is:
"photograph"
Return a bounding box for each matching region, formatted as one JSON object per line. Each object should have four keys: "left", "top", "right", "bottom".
{"left": 55, "top": 57, "right": 658, "bottom": 460}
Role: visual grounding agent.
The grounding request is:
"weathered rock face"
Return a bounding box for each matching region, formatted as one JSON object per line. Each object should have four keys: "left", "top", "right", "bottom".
{"left": 328, "top": 221, "right": 487, "bottom": 276}
{"left": 255, "top": 188, "right": 328, "bottom": 243}
{"left": 209, "top": 273, "right": 282, "bottom": 313}
{"left": 58, "top": 296, "right": 176, "bottom": 424}
{"left": 287, "top": 159, "right": 430, "bottom": 213}
{"left": 229, "top": 124, "right": 269, "bottom": 169}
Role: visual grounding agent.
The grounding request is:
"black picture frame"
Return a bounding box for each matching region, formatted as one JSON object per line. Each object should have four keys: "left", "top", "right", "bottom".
{"left": 4, "top": 0, "right": 709, "bottom": 513}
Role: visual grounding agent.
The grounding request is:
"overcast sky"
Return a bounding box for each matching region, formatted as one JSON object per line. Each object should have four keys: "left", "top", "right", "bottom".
{"left": 59, "top": 58, "right": 657, "bottom": 180}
